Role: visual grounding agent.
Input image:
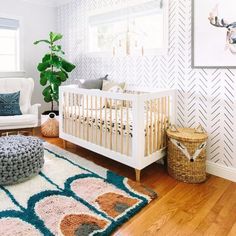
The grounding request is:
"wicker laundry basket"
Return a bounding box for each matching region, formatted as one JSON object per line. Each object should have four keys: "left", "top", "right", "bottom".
{"left": 166, "top": 125, "right": 208, "bottom": 183}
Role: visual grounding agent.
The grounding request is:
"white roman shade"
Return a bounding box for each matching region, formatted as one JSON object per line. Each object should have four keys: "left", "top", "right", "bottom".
{"left": 0, "top": 17, "right": 19, "bottom": 30}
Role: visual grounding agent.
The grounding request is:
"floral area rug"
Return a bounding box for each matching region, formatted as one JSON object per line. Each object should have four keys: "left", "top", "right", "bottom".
{"left": 0, "top": 142, "right": 157, "bottom": 236}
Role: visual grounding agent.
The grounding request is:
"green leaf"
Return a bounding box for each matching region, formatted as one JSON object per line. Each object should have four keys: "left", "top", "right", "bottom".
{"left": 50, "top": 82, "right": 59, "bottom": 102}
{"left": 52, "top": 93, "right": 59, "bottom": 102}
{"left": 49, "top": 74, "right": 61, "bottom": 87}
{"left": 51, "top": 45, "right": 61, "bottom": 51}
{"left": 42, "top": 86, "right": 52, "bottom": 97}
{"left": 40, "top": 70, "right": 56, "bottom": 86}
{"left": 42, "top": 54, "right": 51, "bottom": 63}
{"left": 34, "top": 39, "right": 50, "bottom": 45}
{"left": 50, "top": 55, "right": 61, "bottom": 68}
{"left": 37, "top": 62, "right": 50, "bottom": 72}
{"left": 55, "top": 71, "right": 68, "bottom": 82}
{"left": 61, "top": 59, "right": 76, "bottom": 72}
{"left": 51, "top": 45, "right": 65, "bottom": 55}
{"left": 61, "top": 69, "right": 69, "bottom": 78}
{"left": 50, "top": 32, "right": 63, "bottom": 43}
{"left": 40, "top": 72, "right": 48, "bottom": 86}
{"left": 44, "top": 95, "right": 53, "bottom": 103}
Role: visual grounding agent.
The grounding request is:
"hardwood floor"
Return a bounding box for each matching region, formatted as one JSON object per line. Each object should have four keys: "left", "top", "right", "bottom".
{"left": 40, "top": 131, "right": 236, "bottom": 236}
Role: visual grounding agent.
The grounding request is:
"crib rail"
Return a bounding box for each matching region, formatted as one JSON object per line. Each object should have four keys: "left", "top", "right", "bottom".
{"left": 59, "top": 85, "right": 176, "bottom": 169}
{"left": 144, "top": 94, "right": 174, "bottom": 156}
{"left": 61, "top": 87, "right": 136, "bottom": 157}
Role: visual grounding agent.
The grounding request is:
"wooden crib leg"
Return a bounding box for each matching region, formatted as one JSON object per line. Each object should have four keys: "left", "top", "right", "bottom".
{"left": 32, "top": 128, "right": 35, "bottom": 136}
{"left": 135, "top": 169, "right": 141, "bottom": 182}
{"left": 63, "top": 140, "right": 67, "bottom": 149}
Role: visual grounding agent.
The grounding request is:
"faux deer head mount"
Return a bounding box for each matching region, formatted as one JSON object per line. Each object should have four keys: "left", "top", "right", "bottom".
{"left": 208, "top": 4, "right": 236, "bottom": 54}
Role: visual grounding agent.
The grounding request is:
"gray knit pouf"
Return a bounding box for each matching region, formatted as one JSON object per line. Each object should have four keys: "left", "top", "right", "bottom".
{"left": 0, "top": 135, "right": 44, "bottom": 186}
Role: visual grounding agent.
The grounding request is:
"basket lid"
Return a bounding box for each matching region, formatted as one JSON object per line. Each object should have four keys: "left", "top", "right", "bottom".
{"left": 166, "top": 127, "right": 208, "bottom": 142}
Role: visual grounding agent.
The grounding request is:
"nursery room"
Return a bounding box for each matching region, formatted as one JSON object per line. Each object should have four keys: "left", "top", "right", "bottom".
{"left": 0, "top": 0, "right": 236, "bottom": 235}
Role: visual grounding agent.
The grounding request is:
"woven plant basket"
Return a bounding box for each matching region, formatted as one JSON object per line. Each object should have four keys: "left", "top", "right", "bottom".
{"left": 166, "top": 126, "right": 208, "bottom": 184}
{"left": 41, "top": 112, "right": 59, "bottom": 137}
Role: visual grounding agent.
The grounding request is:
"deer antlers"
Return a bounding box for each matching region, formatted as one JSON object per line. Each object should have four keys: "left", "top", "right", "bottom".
{"left": 208, "top": 4, "right": 236, "bottom": 54}
{"left": 209, "top": 16, "right": 228, "bottom": 28}
{"left": 208, "top": 4, "right": 228, "bottom": 28}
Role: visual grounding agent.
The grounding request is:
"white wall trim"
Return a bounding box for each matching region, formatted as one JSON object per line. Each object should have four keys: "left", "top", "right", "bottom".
{"left": 0, "top": 71, "right": 26, "bottom": 78}
{"left": 206, "top": 161, "right": 236, "bottom": 182}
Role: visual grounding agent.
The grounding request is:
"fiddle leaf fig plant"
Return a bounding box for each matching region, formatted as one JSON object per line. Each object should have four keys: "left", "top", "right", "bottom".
{"left": 34, "top": 32, "right": 76, "bottom": 111}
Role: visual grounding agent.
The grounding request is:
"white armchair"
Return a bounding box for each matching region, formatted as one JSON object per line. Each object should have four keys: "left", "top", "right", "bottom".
{"left": 0, "top": 78, "right": 41, "bottom": 134}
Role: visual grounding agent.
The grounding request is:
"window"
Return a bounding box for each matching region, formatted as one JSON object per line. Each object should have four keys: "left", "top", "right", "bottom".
{"left": 88, "top": 0, "right": 168, "bottom": 55}
{"left": 0, "top": 17, "right": 20, "bottom": 71}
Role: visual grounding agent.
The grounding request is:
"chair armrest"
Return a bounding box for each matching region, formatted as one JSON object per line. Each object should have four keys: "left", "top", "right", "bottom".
{"left": 29, "top": 104, "right": 41, "bottom": 115}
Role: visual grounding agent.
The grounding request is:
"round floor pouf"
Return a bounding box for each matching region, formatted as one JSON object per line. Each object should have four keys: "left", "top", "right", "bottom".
{"left": 0, "top": 135, "right": 44, "bottom": 186}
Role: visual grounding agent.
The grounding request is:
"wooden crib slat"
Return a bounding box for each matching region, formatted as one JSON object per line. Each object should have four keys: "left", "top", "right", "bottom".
{"left": 66, "top": 92, "right": 69, "bottom": 134}
{"left": 86, "top": 95, "right": 89, "bottom": 141}
{"left": 95, "top": 96, "right": 98, "bottom": 144}
{"left": 161, "top": 97, "right": 165, "bottom": 148}
{"left": 71, "top": 93, "right": 73, "bottom": 136}
{"left": 150, "top": 100, "right": 153, "bottom": 154}
{"left": 126, "top": 101, "right": 130, "bottom": 156}
{"left": 105, "top": 99, "right": 107, "bottom": 148}
{"left": 157, "top": 98, "right": 161, "bottom": 149}
{"left": 163, "top": 96, "right": 167, "bottom": 147}
{"left": 63, "top": 92, "right": 66, "bottom": 133}
{"left": 160, "top": 97, "right": 163, "bottom": 149}
{"left": 115, "top": 100, "right": 118, "bottom": 152}
{"left": 110, "top": 98, "right": 112, "bottom": 150}
{"left": 100, "top": 97, "right": 102, "bottom": 146}
{"left": 120, "top": 101, "right": 124, "bottom": 154}
{"left": 72, "top": 93, "right": 74, "bottom": 135}
{"left": 69, "top": 93, "right": 73, "bottom": 134}
{"left": 146, "top": 101, "right": 149, "bottom": 156}
{"left": 66, "top": 92, "right": 68, "bottom": 134}
{"left": 73, "top": 93, "right": 76, "bottom": 136}
{"left": 154, "top": 99, "right": 157, "bottom": 152}
{"left": 68, "top": 92, "right": 70, "bottom": 134}
{"left": 156, "top": 99, "right": 159, "bottom": 151}
{"left": 78, "top": 94, "right": 81, "bottom": 138}
{"left": 82, "top": 95, "right": 85, "bottom": 140}
{"left": 165, "top": 97, "right": 168, "bottom": 147}
{"left": 75, "top": 94, "right": 79, "bottom": 137}
{"left": 91, "top": 96, "right": 93, "bottom": 142}
{"left": 168, "top": 95, "right": 170, "bottom": 127}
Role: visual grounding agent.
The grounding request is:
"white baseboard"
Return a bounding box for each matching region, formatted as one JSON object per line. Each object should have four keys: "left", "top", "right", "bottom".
{"left": 206, "top": 161, "right": 236, "bottom": 182}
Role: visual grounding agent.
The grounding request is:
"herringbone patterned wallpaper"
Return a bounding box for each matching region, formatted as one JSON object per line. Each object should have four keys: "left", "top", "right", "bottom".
{"left": 57, "top": 0, "right": 236, "bottom": 169}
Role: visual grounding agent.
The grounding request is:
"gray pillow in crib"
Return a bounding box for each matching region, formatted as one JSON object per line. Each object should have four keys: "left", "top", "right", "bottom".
{"left": 79, "top": 75, "right": 108, "bottom": 90}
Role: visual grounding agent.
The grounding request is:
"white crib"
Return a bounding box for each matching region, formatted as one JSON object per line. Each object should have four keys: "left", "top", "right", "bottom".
{"left": 59, "top": 85, "right": 176, "bottom": 181}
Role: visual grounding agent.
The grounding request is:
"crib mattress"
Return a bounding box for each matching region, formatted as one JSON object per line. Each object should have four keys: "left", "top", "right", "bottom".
{"left": 64, "top": 106, "right": 167, "bottom": 137}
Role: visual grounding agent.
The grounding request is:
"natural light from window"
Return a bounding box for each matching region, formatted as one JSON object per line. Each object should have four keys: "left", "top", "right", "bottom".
{"left": 0, "top": 18, "right": 20, "bottom": 72}
{"left": 88, "top": 0, "right": 167, "bottom": 55}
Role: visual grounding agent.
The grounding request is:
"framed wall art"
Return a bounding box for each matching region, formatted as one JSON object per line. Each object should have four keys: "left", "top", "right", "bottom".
{"left": 192, "top": 0, "right": 236, "bottom": 68}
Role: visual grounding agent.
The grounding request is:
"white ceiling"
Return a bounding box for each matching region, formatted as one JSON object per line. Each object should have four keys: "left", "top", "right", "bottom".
{"left": 22, "top": 0, "right": 73, "bottom": 7}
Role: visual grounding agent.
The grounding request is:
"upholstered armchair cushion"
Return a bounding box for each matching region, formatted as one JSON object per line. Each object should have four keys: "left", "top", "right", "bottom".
{"left": 0, "top": 78, "right": 34, "bottom": 114}
{"left": 0, "top": 78, "right": 41, "bottom": 131}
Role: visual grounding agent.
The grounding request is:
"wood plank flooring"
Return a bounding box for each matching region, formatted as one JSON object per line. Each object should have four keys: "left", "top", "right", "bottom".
{"left": 40, "top": 131, "right": 236, "bottom": 236}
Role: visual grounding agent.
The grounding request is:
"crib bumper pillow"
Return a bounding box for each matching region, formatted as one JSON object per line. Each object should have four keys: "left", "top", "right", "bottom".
{"left": 79, "top": 75, "right": 108, "bottom": 90}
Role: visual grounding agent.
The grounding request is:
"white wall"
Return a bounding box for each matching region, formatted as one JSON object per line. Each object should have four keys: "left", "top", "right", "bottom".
{"left": 0, "top": 0, "right": 56, "bottom": 113}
